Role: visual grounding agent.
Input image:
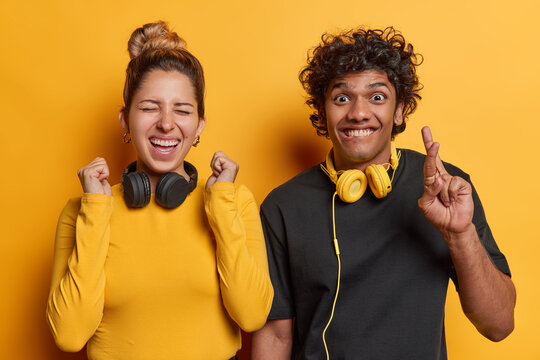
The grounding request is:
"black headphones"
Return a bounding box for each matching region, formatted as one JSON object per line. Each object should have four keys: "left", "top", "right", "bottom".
{"left": 121, "top": 161, "right": 198, "bottom": 209}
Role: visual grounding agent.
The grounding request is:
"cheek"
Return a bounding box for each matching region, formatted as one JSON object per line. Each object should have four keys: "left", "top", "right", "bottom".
{"left": 178, "top": 118, "right": 201, "bottom": 134}
{"left": 130, "top": 114, "right": 155, "bottom": 132}
{"left": 382, "top": 107, "right": 397, "bottom": 124}
{"left": 129, "top": 121, "right": 153, "bottom": 147}
{"left": 131, "top": 124, "right": 147, "bottom": 141}
{"left": 325, "top": 107, "right": 341, "bottom": 127}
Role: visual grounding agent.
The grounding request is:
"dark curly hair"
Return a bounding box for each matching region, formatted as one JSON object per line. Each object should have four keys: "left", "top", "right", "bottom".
{"left": 299, "top": 27, "right": 423, "bottom": 138}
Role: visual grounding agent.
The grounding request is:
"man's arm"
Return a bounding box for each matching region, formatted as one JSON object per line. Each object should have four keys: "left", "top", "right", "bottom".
{"left": 443, "top": 224, "right": 515, "bottom": 341}
{"left": 418, "top": 127, "right": 516, "bottom": 341}
{"left": 251, "top": 319, "right": 294, "bottom": 360}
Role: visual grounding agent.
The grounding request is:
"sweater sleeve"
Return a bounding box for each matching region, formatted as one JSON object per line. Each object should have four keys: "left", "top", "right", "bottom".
{"left": 204, "top": 182, "right": 274, "bottom": 332}
{"left": 46, "top": 193, "right": 113, "bottom": 352}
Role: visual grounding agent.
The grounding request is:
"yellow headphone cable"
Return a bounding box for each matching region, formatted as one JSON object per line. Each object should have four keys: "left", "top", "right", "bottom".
{"left": 322, "top": 192, "right": 342, "bottom": 360}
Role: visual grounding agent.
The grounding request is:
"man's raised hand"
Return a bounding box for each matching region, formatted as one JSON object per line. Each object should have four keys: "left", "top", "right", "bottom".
{"left": 417, "top": 127, "right": 473, "bottom": 235}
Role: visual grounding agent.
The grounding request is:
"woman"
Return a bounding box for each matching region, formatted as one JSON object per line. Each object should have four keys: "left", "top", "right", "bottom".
{"left": 46, "top": 21, "right": 273, "bottom": 360}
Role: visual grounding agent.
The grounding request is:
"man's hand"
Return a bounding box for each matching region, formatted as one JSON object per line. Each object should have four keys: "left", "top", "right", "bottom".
{"left": 77, "top": 157, "right": 112, "bottom": 196}
{"left": 417, "top": 127, "right": 473, "bottom": 235}
{"left": 417, "top": 128, "right": 515, "bottom": 341}
{"left": 205, "top": 151, "right": 239, "bottom": 189}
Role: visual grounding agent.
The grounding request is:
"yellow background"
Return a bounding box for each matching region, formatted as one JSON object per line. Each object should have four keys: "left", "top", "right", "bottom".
{"left": 1, "top": 0, "right": 538, "bottom": 358}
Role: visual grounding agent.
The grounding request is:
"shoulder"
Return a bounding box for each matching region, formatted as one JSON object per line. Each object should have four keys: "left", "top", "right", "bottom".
{"left": 204, "top": 180, "right": 257, "bottom": 209}
{"left": 58, "top": 190, "right": 115, "bottom": 225}
{"left": 262, "top": 164, "right": 329, "bottom": 210}
{"left": 59, "top": 197, "right": 82, "bottom": 224}
{"left": 399, "top": 148, "right": 427, "bottom": 171}
{"left": 399, "top": 148, "right": 470, "bottom": 180}
{"left": 111, "top": 183, "right": 123, "bottom": 197}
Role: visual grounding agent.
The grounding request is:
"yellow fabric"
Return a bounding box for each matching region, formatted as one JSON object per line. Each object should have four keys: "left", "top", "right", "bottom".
{"left": 46, "top": 181, "right": 273, "bottom": 360}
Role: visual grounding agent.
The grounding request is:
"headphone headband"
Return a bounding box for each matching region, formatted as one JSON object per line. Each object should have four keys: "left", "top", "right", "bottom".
{"left": 322, "top": 145, "right": 399, "bottom": 183}
{"left": 122, "top": 161, "right": 198, "bottom": 185}
{"left": 122, "top": 161, "right": 138, "bottom": 178}
{"left": 183, "top": 161, "right": 198, "bottom": 193}
{"left": 122, "top": 161, "right": 198, "bottom": 208}
{"left": 321, "top": 144, "right": 401, "bottom": 202}
{"left": 322, "top": 150, "right": 339, "bottom": 183}
{"left": 390, "top": 143, "right": 399, "bottom": 169}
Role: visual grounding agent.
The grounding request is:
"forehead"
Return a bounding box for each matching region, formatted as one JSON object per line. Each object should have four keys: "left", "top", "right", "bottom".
{"left": 328, "top": 70, "right": 395, "bottom": 93}
{"left": 135, "top": 69, "right": 196, "bottom": 100}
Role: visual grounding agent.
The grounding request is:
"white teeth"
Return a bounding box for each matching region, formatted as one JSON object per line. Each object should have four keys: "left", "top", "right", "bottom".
{"left": 150, "top": 138, "right": 179, "bottom": 147}
{"left": 345, "top": 129, "right": 374, "bottom": 137}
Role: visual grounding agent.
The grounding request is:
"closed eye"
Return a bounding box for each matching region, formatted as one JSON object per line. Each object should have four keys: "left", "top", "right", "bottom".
{"left": 175, "top": 110, "right": 192, "bottom": 115}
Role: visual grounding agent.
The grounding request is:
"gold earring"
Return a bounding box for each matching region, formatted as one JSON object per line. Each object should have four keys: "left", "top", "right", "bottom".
{"left": 192, "top": 136, "right": 200, "bottom": 147}
{"left": 123, "top": 132, "right": 131, "bottom": 144}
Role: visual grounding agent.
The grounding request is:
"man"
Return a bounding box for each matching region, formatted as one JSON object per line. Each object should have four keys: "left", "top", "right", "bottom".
{"left": 251, "top": 27, "right": 515, "bottom": 359}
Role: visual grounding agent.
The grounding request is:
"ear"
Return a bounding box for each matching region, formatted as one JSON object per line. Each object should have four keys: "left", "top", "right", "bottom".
{"left": 196, "top": 116, "right": 206, "bottom": 137}
{"left": 393, "top": 102, "right": 404, "bottom": 126}
{"left": 119, "top": 107, "right": 129, "bottom": 132}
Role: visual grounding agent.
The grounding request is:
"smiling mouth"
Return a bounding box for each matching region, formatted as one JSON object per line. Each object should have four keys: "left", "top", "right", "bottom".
{"left": 344, "top": 129, "right": 375, "bottom": 137}
{"left": 149, "top": 138, "right": 179, "bottom": 152}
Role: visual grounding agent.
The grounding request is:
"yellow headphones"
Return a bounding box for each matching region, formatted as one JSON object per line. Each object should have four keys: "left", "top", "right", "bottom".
{"left": 321, "top": 143, "right": 401, "bottom": 202}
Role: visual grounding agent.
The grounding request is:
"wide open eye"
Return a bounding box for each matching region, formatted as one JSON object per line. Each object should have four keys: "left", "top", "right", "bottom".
{"left": 370, "top": 93, "right": 387, "bottom": 102}
{"left": 334, "top": 95, "right": 350, "bottom": 103}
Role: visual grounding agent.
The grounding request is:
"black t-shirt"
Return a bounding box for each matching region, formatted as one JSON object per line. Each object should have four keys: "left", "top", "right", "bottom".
{"left": 260, "top": 149, "right": 510, "bottom": 360}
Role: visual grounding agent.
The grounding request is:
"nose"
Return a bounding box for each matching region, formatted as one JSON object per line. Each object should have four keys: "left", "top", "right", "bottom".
{"left": 346, "top": 98, "right": 371, "bottom": 122}
{"left": 157, "top": 110, "right": 174, "bottom": 132}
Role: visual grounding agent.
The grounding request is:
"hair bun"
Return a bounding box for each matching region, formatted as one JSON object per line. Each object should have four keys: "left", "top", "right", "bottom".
{"left": 127, "top": 21, "right": 186, "bottom": 59}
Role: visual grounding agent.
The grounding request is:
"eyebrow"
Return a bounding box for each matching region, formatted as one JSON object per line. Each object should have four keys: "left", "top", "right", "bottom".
{"left": 367, "top": 82, "right": 390, "bottom": 90}
{"left": 330, "top": 81, "right": 391, "bottom": 91}
{"left": 330, "top": 82, "right": 350, "bottom": 91}
{"left": 138, "top": 99, "right": 194, "bottom": 107}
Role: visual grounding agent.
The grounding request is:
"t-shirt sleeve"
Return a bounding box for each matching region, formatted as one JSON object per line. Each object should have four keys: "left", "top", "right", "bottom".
{"left": 260, "top": 195, "right": 295, "bottom": 320}
{"left": 449, "top": 177, "right": 511, "bottom": 288}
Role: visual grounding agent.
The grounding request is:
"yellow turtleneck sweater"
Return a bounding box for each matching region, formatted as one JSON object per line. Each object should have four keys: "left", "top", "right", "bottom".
{"left": 46, "top": 181, "right": 273, "bottom": 360}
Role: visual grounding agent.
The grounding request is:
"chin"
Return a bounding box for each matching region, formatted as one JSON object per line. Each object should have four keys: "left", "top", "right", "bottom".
{"left": 139, "top": 158, "right": 182, "bottom": 176}
{"left": 340, "top": 148, "right": 372, "bottom": 162}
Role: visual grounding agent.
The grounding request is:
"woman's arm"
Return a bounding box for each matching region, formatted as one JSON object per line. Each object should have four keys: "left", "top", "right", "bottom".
{"left": 205, "top": 182, "right": 274, "bottom": 332}
{"left": 204, "top": 152, "right": 274, "bottom": 332}
{"left": 46, "top": 194, "right": 113, "bottom": 351}
{"left": 46, "top": 158, "right": 113, "bottom": 351}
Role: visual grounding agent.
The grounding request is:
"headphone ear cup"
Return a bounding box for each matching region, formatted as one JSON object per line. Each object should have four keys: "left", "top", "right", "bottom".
{"left": 155, "top": 172, "right": 190, "bottom": 209}
{"left": 365, "top": 164, "right": 392, "bottom": 199}
{"left": 123, "top": 172, "right": 151, "bottom": 208}
{"left": 336, "top": 170, "right": 367, "bottom": 203}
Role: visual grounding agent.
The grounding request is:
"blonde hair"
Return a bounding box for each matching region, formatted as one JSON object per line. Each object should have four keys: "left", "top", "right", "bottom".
{"left": 123, "top": 21, "right": 205, "bottom": 117}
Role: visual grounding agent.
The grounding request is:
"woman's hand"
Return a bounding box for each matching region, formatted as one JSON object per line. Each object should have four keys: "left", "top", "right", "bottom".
{"left": 206, "top": 151, "right": 239, "bottom": 189}
{"left": 77, "top": 157, "right": 112, "bottom": 196}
